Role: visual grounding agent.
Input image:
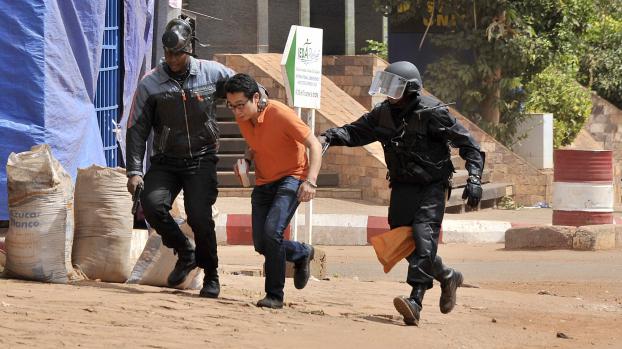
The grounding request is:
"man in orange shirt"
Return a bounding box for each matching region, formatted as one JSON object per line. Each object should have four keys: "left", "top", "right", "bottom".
{"left": 224, "top": 73, "right": 322, "bottom": 309}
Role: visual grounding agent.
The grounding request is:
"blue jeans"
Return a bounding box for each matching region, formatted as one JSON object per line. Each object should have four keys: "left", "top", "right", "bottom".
{"left": 251, "top": 176, "right": 311, "bottom": 301}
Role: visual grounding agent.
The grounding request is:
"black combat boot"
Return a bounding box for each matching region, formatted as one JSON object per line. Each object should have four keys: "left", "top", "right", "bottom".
{"left": 432, "top": 256, "right": 463, "bottom": 314}
{"left": 167, "top": 239, "right": 197, "bottom": 287}
{"left": 439, "top": 269, "right": 463, "bottom": 314}
{"left": 256, "top": 296, "right": 284, "bottom": 309}
{"left": 199, "top": 270, "right": 220, "bottom": 298}
{"left": 294, "top": 244, "right": 315, "bottom": 289}
{"left": 393, "top": 286, "right": 425, "bottom": 326}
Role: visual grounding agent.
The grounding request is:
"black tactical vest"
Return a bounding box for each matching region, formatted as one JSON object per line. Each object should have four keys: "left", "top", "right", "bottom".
{"left": 376, "top": 99, "right": 454, "bottom": 184}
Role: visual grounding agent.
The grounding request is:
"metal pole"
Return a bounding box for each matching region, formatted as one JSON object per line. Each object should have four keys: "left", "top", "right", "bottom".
{"left": 305, "top": 108, "right": 316, "bottom": 244}
{"left": 257, "top": 0, "right": 269, "bottom": 53}
{"left": 383, "top": 15, "right": 388, "bottom": 44}
{"left": 300, "top": 0, "right": 310, "bottom": 26}
{"left": 292, "top": 106, "right": 303, "bottom": 241}
{"left": 345, "top": 0, "right": 355, "bottom": 55}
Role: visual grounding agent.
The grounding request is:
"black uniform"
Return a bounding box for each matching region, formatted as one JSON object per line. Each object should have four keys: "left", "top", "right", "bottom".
{"left": 126, "top": 56, "right": 234, "bottom": 277}
{"left": 323, "top": 94, "right": 484, "bottom": 290}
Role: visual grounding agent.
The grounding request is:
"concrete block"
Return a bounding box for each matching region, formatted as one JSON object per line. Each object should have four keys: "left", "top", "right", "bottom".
{"left": 443, "top": 220, "right": 512, "bottom": 243}
{"left": 285, "top": 247, "right": 327, "bottom": 279}
{"left": 505, "top": 226, "right": 575, "bottom": 249}
{"left": 616, "top": 225, "right": 622, "bottom": 248}
{"left": 573, "top": 224, "right": 616, "bottom": 250}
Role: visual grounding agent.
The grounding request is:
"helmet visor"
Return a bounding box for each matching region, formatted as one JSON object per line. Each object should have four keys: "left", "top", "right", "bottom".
{"left": 163, "top": 30, "right": 189, "bottom": 53}
{"left": 368, "top": 71, "right": 408, "bottom": 99}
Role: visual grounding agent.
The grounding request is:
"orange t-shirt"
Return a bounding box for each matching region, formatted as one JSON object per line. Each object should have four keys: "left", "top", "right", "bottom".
{"left": 236, "top": 100, "right": 311, "bottom": 185}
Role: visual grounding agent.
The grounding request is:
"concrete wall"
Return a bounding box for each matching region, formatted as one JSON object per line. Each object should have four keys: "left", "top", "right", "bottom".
{"left": 311, "top": 0, "right": 383, "bottom": 55}
{"left": 268, "top": 0, "right": 300, "bottom": 52}
{"left": 322, "top": 55, "right": 387, "bottom": 110}
{"left": 184, "top": 0, "right": 267, "bottom": 59}
{"left": 583, "top": 94, "right": 622, "bottom": 208}
{"left": 184, "top": 1, "right": 383, "bottom": 59}
{"left": 513, "top": 113, "right": 554, "bottom": 169}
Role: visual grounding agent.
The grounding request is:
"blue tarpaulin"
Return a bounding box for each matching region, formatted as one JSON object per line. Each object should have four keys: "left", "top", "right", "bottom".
{"left": 0, "top": 1, "right": 107, "bottom": 220}
{"left": 119, "top": 0, "right": 154, "bottom": 164}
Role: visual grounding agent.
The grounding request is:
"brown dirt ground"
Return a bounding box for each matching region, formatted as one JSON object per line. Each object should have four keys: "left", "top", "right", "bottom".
{"left": 0, "top": 244, "right": 621, "bottom": 349}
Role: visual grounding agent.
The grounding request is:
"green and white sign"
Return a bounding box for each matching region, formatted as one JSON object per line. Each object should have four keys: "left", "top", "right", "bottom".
{"left": 281, "top": 25, "right": 323, "bottom": 109}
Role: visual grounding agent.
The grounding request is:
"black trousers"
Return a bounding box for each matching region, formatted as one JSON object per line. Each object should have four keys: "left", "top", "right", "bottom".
{"left": 388, "top": 180, "right": 448, "bottom": 290}
{"left": 141, "top": 155, "right": 219, "bottom": 272}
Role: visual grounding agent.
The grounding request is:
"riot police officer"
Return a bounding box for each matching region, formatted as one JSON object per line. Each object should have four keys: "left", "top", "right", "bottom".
{"left": 320, "top": 61, "right": 484, "bottom": 326}
{"left": 126, "top": 18, "right": 235, "bottom": 298}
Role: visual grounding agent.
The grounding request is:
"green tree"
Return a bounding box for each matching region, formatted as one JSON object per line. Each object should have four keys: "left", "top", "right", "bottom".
{"left": 361, "top": 40, "right": 388, "bottom": 60}
{"left": 577, "top": 1, "right": 622, "bottom": 109}
{"left": 524, "top": 66, "right": 592, "bottom": 148}
{"left": 373, "top": 0, "right": 596, "bottom": 145}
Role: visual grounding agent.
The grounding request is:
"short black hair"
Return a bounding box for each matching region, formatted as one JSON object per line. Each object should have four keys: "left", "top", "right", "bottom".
{"left": 224, "top": 73, "right": 259, "bottom": 100}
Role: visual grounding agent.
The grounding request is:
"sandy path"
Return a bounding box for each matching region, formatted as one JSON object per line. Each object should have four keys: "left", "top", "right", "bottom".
{"left": 0, "top": 244, "right": 621, "bottom": 348}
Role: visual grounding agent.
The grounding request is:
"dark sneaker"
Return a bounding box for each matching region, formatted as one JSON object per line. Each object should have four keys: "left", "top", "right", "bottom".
{"left": 256, "top": 296, "right": 284, "bottom": 309}
{"left": 167, "top": 250, "right": 197, "bottom": 287}
{"left": 439, "top": 269, "right": 463, "bottom": 314}
{"left": 393, "top": 296, "right": 422, "bottom": 326}
{"left": 199, "top": 274, "right": 220, "bottom": 298}
{"left": 294, "top": 244, "right": 315, "bottom": 289}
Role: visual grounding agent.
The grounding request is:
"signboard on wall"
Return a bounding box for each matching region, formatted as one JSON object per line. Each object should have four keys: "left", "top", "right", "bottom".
{"left": 281, "top": 25, "right": 323, "bottom": 109}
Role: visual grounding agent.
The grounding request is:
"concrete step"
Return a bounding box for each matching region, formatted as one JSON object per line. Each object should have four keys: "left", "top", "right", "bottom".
{"left": 218, "top": 121, "right": 240, "bottom": 137}
{"left": 219, "top": 138, "right": 247, "bottom": 154}
{"left": 451, "top": 155, "right": 466, "bottom": 170}
{"left": 219, "top": 187, "right": 362, "bottom": 199}
{"left": 217, "top": 154, "right": 254, "bottom": 171}
{"left": 216, "top": 104, "right": 235, "bottom": 121}
{"left": 217, "top": 171, "right": 340, "bottom": 188}
{"left": 446, "top": 182, "right": 514, "bottom": 213}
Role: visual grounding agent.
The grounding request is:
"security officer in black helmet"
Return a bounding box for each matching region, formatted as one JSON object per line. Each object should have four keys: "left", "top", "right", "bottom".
{"left": 320, "top": 61, "right": 484, "bottom": 326}
{"left": 126, "top": 17, "right": 235, "bottom": 298}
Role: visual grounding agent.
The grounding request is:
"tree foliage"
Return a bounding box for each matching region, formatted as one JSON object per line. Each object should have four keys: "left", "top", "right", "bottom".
{"left": 361, "top": 40, "right": 388, "bottom": 60}
{"left": 524, "top": 66, "right": 592, "bottom": 148}
{"left": 576, "top": 2, "right": 622, "bottom": 109}
{"left": 373, "top": 0, "right": 601, "bottom": 147}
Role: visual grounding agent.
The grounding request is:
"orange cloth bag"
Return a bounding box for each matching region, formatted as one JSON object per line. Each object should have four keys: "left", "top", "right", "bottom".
{"left": 369, "top": 226, "right": 416, "bottom": 273}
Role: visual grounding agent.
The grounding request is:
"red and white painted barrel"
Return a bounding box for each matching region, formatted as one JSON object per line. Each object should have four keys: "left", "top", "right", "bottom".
{"left": 552, "top": 149, "right": 614, "bottom": 226}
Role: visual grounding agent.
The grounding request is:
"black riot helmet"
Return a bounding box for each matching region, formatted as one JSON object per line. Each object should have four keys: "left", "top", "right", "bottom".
{"left": 162, "top": 18, "right": 193, "bottom": 54}
{"left": 369, "top": 61, "right": 422, "bottom": 100}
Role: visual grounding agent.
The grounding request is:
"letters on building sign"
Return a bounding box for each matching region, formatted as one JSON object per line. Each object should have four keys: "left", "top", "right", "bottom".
{"left": 397, "top": 0, "right": 458, "bottom": 29}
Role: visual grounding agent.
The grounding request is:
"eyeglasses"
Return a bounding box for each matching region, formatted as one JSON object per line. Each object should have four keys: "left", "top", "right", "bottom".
{"left": 226, "top": 99, "right": 250, "bottom": 111}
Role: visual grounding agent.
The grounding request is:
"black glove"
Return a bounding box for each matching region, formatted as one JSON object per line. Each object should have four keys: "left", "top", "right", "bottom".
{"left": 462, "top": 175, "right": 482, "bottom": 207}
{"left": 319, "top": 130, "right": 333, "bottom": 146}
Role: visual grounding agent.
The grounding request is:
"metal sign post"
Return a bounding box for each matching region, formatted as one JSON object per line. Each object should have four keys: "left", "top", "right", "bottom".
{"left": 281, "top": 25, "right": 323, "bottom": 244}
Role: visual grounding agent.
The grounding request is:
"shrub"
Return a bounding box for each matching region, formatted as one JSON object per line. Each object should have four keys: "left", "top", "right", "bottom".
{"left": 577, "top": 15, "right": 622, "bottom": 109}
{"left": 524, "top": 67, "right": 592, "bottom": 148}
{"left": 361, "top": 40, "right": 387, "bottom": 60}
